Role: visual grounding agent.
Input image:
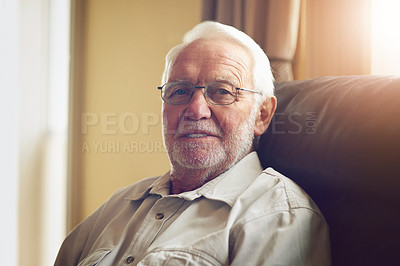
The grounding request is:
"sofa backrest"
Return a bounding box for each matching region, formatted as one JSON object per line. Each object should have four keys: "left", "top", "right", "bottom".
{"left": 258, "top": 75, "right": 400, "bottom": 266}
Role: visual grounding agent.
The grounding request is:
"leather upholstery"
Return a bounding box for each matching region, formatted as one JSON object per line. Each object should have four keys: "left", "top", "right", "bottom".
{"left": 258, "top": 75, "right": 400, "bottom": 266}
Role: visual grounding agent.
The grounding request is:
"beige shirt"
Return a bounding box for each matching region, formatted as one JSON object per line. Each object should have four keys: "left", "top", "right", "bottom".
{"left": 55, "top": 152, "right": 331, "bottom": 265}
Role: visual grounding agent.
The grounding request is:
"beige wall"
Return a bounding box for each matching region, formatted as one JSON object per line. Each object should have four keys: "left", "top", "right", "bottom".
{"left": 71, "top": 0, "right": 202, "bottom": 226}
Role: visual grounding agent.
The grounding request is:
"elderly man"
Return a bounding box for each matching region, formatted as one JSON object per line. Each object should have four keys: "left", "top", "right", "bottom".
{"left": 55, "top": 21, "right": 330, "bottom": 265}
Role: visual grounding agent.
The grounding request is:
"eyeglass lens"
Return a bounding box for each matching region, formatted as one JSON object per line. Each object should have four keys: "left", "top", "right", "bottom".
{"left": 162, "top": 82, "right": 237, "bottom": 105}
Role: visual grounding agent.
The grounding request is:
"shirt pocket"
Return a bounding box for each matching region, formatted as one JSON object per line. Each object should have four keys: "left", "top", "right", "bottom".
{"left": 138, "top": 248, "right": 224, "bottom": 266}
{"left": 78, "top": 247, "right": 114, "bottom": 266}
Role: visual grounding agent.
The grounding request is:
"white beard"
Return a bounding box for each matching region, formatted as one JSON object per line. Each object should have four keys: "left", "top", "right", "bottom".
{"left": 164, "top": 109, "right": 257, "bottom": 171}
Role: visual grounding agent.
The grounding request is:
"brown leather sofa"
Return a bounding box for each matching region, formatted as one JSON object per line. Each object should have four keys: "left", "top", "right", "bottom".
{"left": 258, "top": 75, "right": 400, "bottom": 266}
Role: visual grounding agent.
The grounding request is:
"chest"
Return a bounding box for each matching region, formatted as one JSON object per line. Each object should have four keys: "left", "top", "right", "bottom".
{"left": 86, "top": 196, "right": 233, "bottom": 265}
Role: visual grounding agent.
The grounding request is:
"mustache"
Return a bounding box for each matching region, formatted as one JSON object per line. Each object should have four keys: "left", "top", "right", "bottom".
{"left": 175, "top": 120, "right": 224, "bottom": 137}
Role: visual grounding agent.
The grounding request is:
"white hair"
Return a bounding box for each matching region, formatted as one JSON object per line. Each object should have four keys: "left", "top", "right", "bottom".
{"left": 161, "top": 21, "right": 275, "bottom": 107}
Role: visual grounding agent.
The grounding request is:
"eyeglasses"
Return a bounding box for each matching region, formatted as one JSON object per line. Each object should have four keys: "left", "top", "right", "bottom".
{"left": 157, "top": 81, "right": 261, "bottom": 105}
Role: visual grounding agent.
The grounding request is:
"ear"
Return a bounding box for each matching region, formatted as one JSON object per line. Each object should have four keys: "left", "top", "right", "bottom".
{"left": 254, "top": 96, "right": 277, "bottom": 136}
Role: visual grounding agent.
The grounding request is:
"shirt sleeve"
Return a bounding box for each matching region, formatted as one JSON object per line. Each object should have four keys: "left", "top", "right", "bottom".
{"left": 54, "top": 202, "right": 107, "bottom": 266}
{"left": 230, "top": 207, "right": 331, "bottom": 266}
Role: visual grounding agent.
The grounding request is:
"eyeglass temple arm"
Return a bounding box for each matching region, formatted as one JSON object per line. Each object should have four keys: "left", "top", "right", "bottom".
{"left": 237, "top": 88, "right": 261, "bottom": 94}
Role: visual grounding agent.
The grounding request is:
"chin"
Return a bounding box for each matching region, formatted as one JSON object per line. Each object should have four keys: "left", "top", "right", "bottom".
{"left": 171, "top": 145, "right": 225, "bottom": 170}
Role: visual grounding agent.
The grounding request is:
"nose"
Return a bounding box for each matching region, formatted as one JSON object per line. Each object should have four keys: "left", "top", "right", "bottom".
{"left": 183, "top": 89, "right": 212, "bottom": 120}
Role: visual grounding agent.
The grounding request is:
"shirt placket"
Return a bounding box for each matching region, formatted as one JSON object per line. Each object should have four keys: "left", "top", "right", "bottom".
{"left": 117, "top": 196, "right": 186, "bottom": 265}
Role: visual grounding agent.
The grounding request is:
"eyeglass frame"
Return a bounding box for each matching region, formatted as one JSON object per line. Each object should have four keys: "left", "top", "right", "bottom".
{"left": 157, "top": 81, "right": 261, "bottom": 105}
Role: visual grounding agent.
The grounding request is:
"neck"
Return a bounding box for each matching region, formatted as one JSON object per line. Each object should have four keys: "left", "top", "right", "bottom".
{"left": 169, "top": 164, "right": 225, "bottom": 194}
{"left": 169, "top": 150, "right": 253, "bottom": 194}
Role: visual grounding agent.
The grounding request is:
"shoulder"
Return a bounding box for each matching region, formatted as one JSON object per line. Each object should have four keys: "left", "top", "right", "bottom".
{"left": 263, "top": 168, "right": 321, "bottom": 212}
{"left": 229, "top": 168, "right": 331, "bottom": 265}
{"left": 83, "top": 175, "right": 161, "bottom": 225}
{"left": 234, "top": 167, "right": 325, "bottom": 221}
{"left": 54, "top": 175, "right": 161, "bottom": 265}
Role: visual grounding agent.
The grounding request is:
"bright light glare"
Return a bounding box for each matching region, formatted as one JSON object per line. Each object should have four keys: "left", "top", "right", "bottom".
{"left": 371, "top": 0, "right": 400, "bottom": 75}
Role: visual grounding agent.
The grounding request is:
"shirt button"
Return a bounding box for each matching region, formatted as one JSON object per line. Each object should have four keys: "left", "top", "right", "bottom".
{"left": 155, "top": 213, "right": 164, "bottom": 220}
{"left": 125, "top": 256, "right": 135, "bottom": 264}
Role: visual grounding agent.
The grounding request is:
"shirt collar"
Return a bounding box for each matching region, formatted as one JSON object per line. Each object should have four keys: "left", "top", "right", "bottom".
{"left": 126, "top": 152, "right": 263, "bottom": 207}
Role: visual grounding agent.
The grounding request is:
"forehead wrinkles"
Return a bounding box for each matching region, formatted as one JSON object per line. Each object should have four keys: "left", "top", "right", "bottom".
{"left": 170, "top": 39, "right": 253, "bottom": 86}
{"left": 213, "top": 52, "right": 251, "bottom": 86}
